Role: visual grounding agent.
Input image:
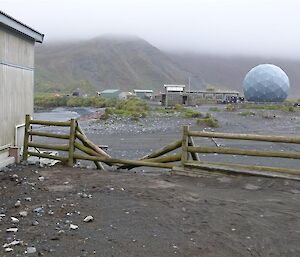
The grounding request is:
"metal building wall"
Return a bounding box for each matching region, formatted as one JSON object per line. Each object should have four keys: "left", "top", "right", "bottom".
{"left": 0, "top": 27, "right": 34, "bottom": 160}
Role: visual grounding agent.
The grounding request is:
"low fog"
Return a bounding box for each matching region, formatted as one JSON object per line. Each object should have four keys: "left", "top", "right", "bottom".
{"left": 1, "top": 0, "right": 300, "bottom": 58}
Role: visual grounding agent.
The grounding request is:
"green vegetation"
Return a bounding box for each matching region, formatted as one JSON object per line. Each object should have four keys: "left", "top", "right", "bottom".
{"left": 34, "top": 96, "right": 150, "bottom": 121}
{"left": 240, "top": 103, "right": 296, "bottom": 112}
{"left": 66, "top": 97, "right": 117, "bottom": 108}
{"left": 225, "top": 104, "right": 237, "bottom": 112}
{"left": 153, "top": 108, "right": 176, "bottom": 114}
{"left": 153, "top": 106, "right": 203, "bottom": 118}
{"left": 217, "top": 102, "right": 298, "bottom": 114}
{"left": 238, "top": 111, "right": 256, "bottom": 117}
{"left": 196, "top": 114, "right": 219, "bottom": 128}
{"left": 182, "top": 109, "right": 203, "bottom": 118}
{"left": 34, "top": 95, "right": 117, "bottom": 108}
{"left": 174, "top": 104, "right": 184, "bottom": 111}
{"left": 209, "top": 107, "right": 221, "bottom": 112}
{"left": 104, "top": 98, "right": 150, "bottom": 121}
{"left": 260, "top": 112, "right": 276, "bottom": 119}
{"left": 34, "top": 94, "right": 68, "bottom": 107}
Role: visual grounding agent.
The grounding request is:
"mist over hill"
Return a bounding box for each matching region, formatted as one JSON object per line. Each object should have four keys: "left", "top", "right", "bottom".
{"left": 35, "top": 36, "right": 188, "bottom": 93}
{"left": 35, "top": 35, "right": 300, "bottom": 98}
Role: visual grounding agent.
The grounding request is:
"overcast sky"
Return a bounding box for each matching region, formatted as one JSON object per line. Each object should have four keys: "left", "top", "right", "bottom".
{"left": 1, "top": 0, "right": 300, "bottom": 58}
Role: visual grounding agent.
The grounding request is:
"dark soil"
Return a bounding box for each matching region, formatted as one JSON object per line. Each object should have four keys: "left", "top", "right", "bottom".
{"left": 0, "top": 164, "right": 299, "bottom": 257}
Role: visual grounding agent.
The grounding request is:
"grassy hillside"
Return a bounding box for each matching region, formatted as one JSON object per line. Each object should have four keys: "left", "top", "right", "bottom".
{"left": 35, "top": 36, "right": 188, "bottom": 94}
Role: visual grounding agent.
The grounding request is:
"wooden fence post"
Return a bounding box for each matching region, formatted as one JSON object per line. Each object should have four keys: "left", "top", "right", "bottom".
{"left": 22, "top": 114, "right": 31, "bottom": 161}
{"left": 188, "top": 136, "right": 200, "bottom": 161}
{"left": 68, "top": 119, "right": 76, "bottom": 166}
{"left": 181, "top": 125, "right": 189, "bottom": 165}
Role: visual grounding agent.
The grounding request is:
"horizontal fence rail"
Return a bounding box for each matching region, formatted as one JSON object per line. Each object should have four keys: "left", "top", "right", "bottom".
{"left": 28, "top": 131, "right": 70, "bottom": 139}
{"left": 28, "top": 142, "right": 69, "bottom": 151}
{"left": 180, "top": 125, "right": 300, "bottom": 180}
{"left": 186, "top": 161, "right": 300, "bottom": 176}
{"left": 188, "top": 130, "right": 300, "bottom": 144}
{"left": 187, "top": 146, "right": 300, "bottom": 159}
{"left": 29, "top": 119, "right": 71, "bottom": 127}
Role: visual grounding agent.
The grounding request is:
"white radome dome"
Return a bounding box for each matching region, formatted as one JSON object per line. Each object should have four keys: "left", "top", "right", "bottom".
{"left": 243, "top": 64, "right": 289, "bottom": 102}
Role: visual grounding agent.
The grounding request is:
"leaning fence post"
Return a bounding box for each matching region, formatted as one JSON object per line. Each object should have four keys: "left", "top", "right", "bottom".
{"left": 181, "top": 125, "right": 189, "bottom": 165}
{"left": 22, "top": 114, "right": 31, "bottom": 161}
{"left": 68, "top": 119, "right": 76, "bottom": 166}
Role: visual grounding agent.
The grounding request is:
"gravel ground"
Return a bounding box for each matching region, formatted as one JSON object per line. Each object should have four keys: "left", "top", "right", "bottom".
{"left": 0, "top": 164, "right": 299, "bottom": 256}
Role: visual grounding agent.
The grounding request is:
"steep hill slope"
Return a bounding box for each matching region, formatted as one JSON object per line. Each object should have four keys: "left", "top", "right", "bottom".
{"left": 35, "top": 36, "right": 188, "bottom": 93}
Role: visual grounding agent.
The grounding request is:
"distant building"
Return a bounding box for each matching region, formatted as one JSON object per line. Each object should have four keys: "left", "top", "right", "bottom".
{"left": 186, "top": 90, "right": 240, "bottom": 105}
{"left": 119, "top": 91, "right": 133, "bottom": 100}
{"left": 99, "top": 89, "right": 132, "bottom": 100}
{"left": 161, "top": 84, "right": 240, "bottom": 107}
{"left": 164, "top": 85, "right": 186, "bottom": 93}
{"left": 133, "top": 89, "right": 153, "bottom": 99}
{"left": 99, "top": 89, "right": 121, "bottom": 99}
{"left": 0, "top": 11, "right": 44, "bottom": 168}
{"left": 162, "top": 85, "right": 186, "bottom": 107}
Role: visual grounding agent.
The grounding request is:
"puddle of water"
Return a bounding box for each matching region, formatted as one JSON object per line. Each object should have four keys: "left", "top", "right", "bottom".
{"left": 34, "top": 107, "right": 99, "bottom": 121}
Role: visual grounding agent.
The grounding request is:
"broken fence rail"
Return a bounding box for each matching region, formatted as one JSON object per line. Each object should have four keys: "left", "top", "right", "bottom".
{"left": 23, "top": 115, "right": 176, "bottom": 170}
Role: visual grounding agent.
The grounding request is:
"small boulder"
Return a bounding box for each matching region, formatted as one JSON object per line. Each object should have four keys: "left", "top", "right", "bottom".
{"left": 11, "top": 217, "right": 19, "bottom": 223}
{"left": 19, "top": 211, "right": 28, "bottom": 217}
{"left": 14, "top": 200, "right": 21, "bottom": 207}
{"left": 70, "top": 224, "right": 79, "bottom": 230}
{"left": 27, "top": 246, "right": 36, "bottom": 254}
{"left": 83, "top": 215, "right": 94, "bottom": 222}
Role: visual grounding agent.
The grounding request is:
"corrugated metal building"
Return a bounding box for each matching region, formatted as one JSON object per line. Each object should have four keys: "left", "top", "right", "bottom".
{"left": 0, "top": 11, "right": 44, "bottom": 168}
{"left": 186, "top": 90, "right": 240, "bottom": 105}
{"left": 133, "top": 89, "right": 153, "bottom": 99}
{"left": 100, "top": 89, "right": 121, "bottom": 99}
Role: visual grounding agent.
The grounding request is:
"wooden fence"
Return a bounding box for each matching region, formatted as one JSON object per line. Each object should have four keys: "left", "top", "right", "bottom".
{"left": 22, "top": 115, "right": 176, "bottom": 170}
{"left": 23, "top": 115, "right": 111, "bottom": 170}
{"left": 22, "top": 115, "right": 300, "bottom": 180}
{"left": 178, "top": 125, "right": 300, "bottom": 179}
